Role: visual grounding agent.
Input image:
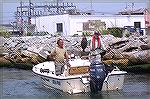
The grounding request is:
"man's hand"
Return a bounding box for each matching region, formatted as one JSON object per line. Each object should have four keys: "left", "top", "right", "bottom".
{"left": 67, "top": 63, "right": 71, "bottom": 68}
{"left": 65, "top": 60, "right": 71, "bottom": 68}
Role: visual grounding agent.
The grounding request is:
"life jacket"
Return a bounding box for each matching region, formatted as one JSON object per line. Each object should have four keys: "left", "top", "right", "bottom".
{"left": 91, "top": 35, "right": 101, "bottom": 50}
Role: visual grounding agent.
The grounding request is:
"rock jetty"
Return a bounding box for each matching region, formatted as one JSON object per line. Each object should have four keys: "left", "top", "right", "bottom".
{"left": 0, "top": 34, "right": 150, "bottom": 68}
{"left": 103, "top": 35, "right": 150, "bottom": 66}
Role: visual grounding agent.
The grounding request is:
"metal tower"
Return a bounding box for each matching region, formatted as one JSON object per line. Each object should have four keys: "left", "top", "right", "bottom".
{"left": 14, "top": 0, "right": 77, "bottom": 35}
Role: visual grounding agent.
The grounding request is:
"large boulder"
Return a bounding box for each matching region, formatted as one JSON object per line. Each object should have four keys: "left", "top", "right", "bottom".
{"left": 103, "top": 51, "right": 114, "bottom": 60}
{"left": 103, "top": 49, "right": 125, "bottom": 60}
{"left": 127, "top": 50, "right": 150, "bottom": 64}
{"left": 0, "top": 56, "right": 11, "bottom": 66}
{"left": 147, "top": 38, "right": 150, "bottom": 48}
{"left": 21, "top": 57, "right": 31, "bottom": 63}
{"left": 113, "top": 49, "right": 125, "bottom": 59}
{"left": 103, "top": 59, "right": 129, "bottom": 66}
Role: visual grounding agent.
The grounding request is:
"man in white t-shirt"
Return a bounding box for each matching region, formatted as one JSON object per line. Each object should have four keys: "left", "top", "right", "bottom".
{"left": 50, "top": 38, "right": 70, "bottom": 76}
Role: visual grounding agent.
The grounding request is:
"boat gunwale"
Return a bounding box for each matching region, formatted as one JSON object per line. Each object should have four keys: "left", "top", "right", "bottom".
{"left": 33, "top": 70, "right": 127, "bottom": 80}
{"left": 33, "top": 70, "right": 90, "bottom": 80}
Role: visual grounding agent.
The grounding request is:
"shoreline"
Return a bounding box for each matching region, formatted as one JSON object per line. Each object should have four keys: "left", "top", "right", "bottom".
{"left": 119, "top": 64, "right": 150, "bottom": 74}
{"left": 0, "top": 63, "right": 33, "bottom": 70}
{"left": 0, "top": 62, "right": 150, "bottom": 74}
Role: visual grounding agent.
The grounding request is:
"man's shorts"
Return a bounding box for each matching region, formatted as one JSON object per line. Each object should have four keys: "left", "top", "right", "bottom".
{"left": 55, "top": 63, "right": 64, "bottom": 76}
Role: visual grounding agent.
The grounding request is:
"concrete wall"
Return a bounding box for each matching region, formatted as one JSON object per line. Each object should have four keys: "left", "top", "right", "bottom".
{"left": 69, "top": 15, "right": 145, "bottom": 35}
{"left": 31, "top": 14, "right": 70, "bottom": 36}
{"left": 32, "top": 14, "right": 145, "bottom": 36}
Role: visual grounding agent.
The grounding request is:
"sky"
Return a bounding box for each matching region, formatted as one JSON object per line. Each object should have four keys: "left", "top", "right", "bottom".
{"left": 0, "top": 0, "right": 149, "bottom": 24}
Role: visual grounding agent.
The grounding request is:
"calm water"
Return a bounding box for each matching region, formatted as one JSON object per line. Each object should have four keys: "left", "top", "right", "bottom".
{"left": 0, "top": 67, "right": 150, "bottom": 99}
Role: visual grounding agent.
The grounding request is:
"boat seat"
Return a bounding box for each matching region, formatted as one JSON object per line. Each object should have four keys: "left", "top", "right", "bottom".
{"left": 69, "top": 66, "right": 89, "bottom": 75}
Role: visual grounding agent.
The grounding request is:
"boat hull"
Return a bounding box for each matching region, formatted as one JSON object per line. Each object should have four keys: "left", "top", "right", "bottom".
{"left": 102, "top": 73, "right": 126, "bottom": 91}
{"left": 40, "top": 76, "right": 90, "bottom": 94}
{"left": 32, "top": 61, "right": 127, "bottom": 94}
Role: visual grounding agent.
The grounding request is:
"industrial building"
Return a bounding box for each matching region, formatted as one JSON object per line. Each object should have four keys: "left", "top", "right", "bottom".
{"left": 31, "top": 14, "right": 145, "bottom": 36}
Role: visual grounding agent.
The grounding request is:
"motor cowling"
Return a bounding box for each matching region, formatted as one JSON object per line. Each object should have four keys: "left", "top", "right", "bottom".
{"left": 89, "top": 61, "right": 107, "bottom": 93}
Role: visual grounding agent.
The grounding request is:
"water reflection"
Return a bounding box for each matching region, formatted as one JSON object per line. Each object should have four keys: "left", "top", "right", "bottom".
{"left": 0, "top": 68, "right": 150, "bottom": 99}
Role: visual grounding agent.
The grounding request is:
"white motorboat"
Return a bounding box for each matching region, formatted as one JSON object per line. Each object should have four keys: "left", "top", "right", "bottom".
{"left": 32, "top": 58, "right": 127, "bottom": 94}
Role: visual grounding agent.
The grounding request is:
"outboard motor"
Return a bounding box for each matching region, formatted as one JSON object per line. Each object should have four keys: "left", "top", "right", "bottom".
{"left": 89, "top": 61, "right": 107, "bottom": 93}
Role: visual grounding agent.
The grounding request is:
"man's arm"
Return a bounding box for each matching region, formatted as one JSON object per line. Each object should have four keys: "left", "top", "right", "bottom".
{"left": 64, "top": 51, "right": 69, "bottom": 60}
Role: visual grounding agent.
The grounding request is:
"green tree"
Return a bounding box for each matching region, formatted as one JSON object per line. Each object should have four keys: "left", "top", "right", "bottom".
{"left": 100, "top": 29, "right": 110, "bottom": 35}
{"left": 0, "top": 27, "right": 11, "bottom": 37}
{"left": 108, "top": 27, "right": 123, "bottom": 37}
{"left": 27, "top": 32, "right": 32, "bottom": 36}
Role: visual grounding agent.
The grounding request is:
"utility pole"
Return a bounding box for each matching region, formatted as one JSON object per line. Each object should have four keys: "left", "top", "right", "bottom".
{"left": 131, "top": 3, "right": 134, "bottom": 12}
{"left": 90, "top": 0, "right": 93, "bottom": 11}
{"left": 147, "top": 0, "right": 150, "bottom": 35}
{"left": 28, "top": 0, "right": 32, "bottom": 25}
{"left": 0, "top": 3, "right": 2, "bottom": 24}
{"left": 20, "top": 1, "right": 23, "bottom": 35}
{"left": 56, "top": 0, "right": 59, "bottom": 14}
{"left": 148, "top": 0, "right": 150, "bottom": 9}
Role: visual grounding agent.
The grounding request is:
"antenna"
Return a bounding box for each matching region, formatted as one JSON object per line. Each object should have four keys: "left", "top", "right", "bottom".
{"left": 148, "top": 0, "right": 150, "bottom": 9}
{"left": 20, "top": 1, "right": 23, "bottom": 35}
{"left": 28, "top": 0, "right": 32, "bottom": 24}
{"left": 125, "top": 3, "right": 127, "bottom": 10}
{"left": 131, "top": 3, "right": 134, "bottom": 12}
{"left": 90, "top": 0, "right": 93, "bottom": 11}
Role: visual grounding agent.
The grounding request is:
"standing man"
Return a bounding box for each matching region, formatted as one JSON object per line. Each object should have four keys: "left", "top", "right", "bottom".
{"left": 89, "top": 31, "right": 105, "bottom": 51}
{"left": 81, "top": 34, "right": 88, "bottom": 52}
{"left": 88, "top": 31, "right": 106, "bottom": 61}
{"left": 50, "top": 38, "right": 70, "bottom": 76}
